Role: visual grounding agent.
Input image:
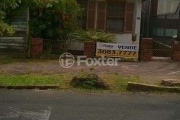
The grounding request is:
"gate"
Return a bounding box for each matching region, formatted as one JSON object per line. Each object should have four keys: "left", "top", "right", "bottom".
{"left": 150, "top": 10, "right": 180, "bottom": 60}
{"left": 152, "top": 38, "right": 173, "bottom": 60}
{"left": 140, "top": 1, "right": 180, "bottom": 60}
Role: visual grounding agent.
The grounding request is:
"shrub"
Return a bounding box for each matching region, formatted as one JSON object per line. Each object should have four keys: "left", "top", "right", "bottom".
{"left": 29, "top": 0, "right": 82, "bottom": 40}
{"left": 70, "top": 72, "right": 110, "bottom": 89}
{"left": 0, "top": 21, "right": 16, "bottom": 36}
{"left": 72, "top": 30, "right": 117, "bottom": 43}
{"left": 0, "top": 0, "right": 82, "bottom": 39}
{"left": 0, "top": 0, "right": 21, "bottom": 36}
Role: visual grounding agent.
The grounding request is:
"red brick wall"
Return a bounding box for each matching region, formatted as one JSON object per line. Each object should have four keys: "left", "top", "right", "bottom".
{"left": 31, "top": 38, "right": 43, "bottom": 58}
{"left": 140, "top": 38, "right": 153, "bottom": 61}
{"left": 84, "top": 41, "right": 96, "bottom": 58}
{"left": 173, "top": 41, "right": 180, "bottom": 61}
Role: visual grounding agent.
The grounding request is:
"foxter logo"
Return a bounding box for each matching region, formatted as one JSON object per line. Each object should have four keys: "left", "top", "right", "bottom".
{"left": 59, "top": 53, "right": 75, "bottom": 68}
{"left": 59, "top": 52, "right": 120, "bottom": 68}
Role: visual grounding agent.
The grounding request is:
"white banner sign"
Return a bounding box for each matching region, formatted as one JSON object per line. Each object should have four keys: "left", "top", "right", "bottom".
{"left": 96, "top": 42, "right": 138, "bottom": 51}
{"left": 96, "top": 42, "right": 139, "bottom": 58}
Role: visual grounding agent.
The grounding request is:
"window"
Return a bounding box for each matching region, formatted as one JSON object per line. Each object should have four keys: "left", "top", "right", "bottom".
{"left": 87, "top": 0, "right": 96, "bottom": 30}
{"left": 78, "top": 0, "right": 135, "bottom": 33}
{"left": 77, "top": 0, "right": 88, "bottom": 29}
{"left": 106, "top": 2, "right": 125, "bottom": 32}
{"left": 124, "top": 2, "right": 135, "bottom": 32}
{"left": 97, "top": 1, "right": 106, "bottom": 31}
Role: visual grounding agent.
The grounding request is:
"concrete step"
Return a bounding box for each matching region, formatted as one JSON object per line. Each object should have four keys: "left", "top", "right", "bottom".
{"left": 162, "top": 79, "right": 180, "bottom": 87}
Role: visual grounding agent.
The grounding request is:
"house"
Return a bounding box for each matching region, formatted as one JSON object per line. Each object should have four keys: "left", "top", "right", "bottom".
{"left": 141, "top": 0, "right": 180, "bottom": 38}
{"left": 141, "top": 0, "right": 180, "bottom": 60}
{"left": 157, "top": 0, "right": 180, "bottom": 14}
{"left": 0, "top": 10, "right": 29, "bottom": 57}
{"left": 68, "top": 0, "right": 142, "bottom": 59}
{"left": 0, "top": 0, "right": 142, "bottom": 59}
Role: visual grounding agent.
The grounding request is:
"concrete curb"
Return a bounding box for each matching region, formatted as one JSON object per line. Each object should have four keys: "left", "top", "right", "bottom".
{"left": 161, "top": 79, "right": 180, "bottom": 87}
{"left": 127, "top": 82, "right": 180, "bottom": 93}
{"left": 0, "top": 85, "right": 59, "bottom": 90}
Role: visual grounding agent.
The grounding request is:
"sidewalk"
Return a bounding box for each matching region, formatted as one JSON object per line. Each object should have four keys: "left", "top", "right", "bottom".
{"left": 0, "top": 60, "right": 180, "bottom": 84}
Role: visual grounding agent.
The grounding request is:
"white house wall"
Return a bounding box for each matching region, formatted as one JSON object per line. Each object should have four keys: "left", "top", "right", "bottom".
{"left": 68, "top": 33, "right": 134, "bottom": 51}
{"left": 116, "top": 34, "right": 133, "bottom": 45}
{"left": 68, "top": 0, "right": 142, "bottom": 53}
{"left": 68, "top": 41, "right": 84, "bottom": 51}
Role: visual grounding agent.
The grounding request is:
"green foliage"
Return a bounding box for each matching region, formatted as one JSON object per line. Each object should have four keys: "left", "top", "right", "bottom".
{"left": 0, "top": 74, "right": 63, "bottom": 85}
{"left": 0, "top": 0, "right": 21, "bottom": 11}
{"left": 0, "top": 0, "right": 22, "bottom": 36}
{"left": 70, "top": 72, "right": 110, "bottom": 89}
{"left": 0, "top": 0, "right": 31, "bottom": 36}
{"left": 29, "top": 0, "right": 82, "bottom": 39}
{"left": 89, "top": 66, "right": 95, "bottom": 71}
{"left": 0, "top": 21, "right": 16, "bottom": 36}
{"left": 0, "top": 0, "right": 82, "bottom": 39}
{"left": 72, "top": 30, "right": 117, "bottom": 43}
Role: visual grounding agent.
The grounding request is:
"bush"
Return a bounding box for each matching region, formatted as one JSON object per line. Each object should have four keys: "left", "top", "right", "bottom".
{"left": 29, "top": 0, "right": 82, "bottom": 40}
{"left": 0, "top": 0, "right": 21, "bottom": 36}
{"left": 0, "top": 21, "right": 16, "bottom": 36}
{"left": 0, "top": 0, "right": 82, "bottom": 39}
{"left": 72, "top": 30, "right": 117, "bottom": 43}
{"left": 70, "top": 72, "right": 110, "bottom": 89}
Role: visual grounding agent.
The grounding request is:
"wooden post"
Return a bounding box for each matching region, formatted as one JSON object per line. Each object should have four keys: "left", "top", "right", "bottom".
{"left": 27, "top": 8, "right": 30, "bottom": 58}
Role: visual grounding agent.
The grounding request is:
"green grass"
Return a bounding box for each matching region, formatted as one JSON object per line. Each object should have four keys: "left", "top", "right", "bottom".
{"left": 100, "top": 74, "right": 144, "bottom": 92}
{"left": 0, "top": 73, "right": 145, "bottom": 92}
{"left": 0, "top": 74, "right": 72, "bottom": 87}
{"left": 115, "top": 75, "right": 142, "bottom": 92}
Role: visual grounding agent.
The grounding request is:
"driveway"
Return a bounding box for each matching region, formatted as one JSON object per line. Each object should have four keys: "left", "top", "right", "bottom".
{"left": 0, "top": 90, "right": 180, "bottom": 120}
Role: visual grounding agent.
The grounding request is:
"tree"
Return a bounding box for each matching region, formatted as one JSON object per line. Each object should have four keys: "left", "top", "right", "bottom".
{"left": 29, "top": 0, "right": 82, "bottom": 39}
{"left": 0, "top": 0, "right": 82, "bottom": 38}
{"left": 0, "top": 0, "right": 22, "bottom": 36}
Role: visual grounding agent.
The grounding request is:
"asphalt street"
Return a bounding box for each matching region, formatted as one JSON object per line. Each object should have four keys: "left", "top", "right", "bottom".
{"left": 0, "top": 90, "right": 180, "bottom": 120}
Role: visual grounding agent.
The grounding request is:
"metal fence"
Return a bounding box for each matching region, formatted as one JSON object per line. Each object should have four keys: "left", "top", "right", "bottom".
{"left": 149, "top": 11, "right": 179, "bottom": 60}
{"left": 150, "top": 13, "right": 179, "bottom": 41}
{"left": 43, "top": 39, "right": 71, "bottom": 54}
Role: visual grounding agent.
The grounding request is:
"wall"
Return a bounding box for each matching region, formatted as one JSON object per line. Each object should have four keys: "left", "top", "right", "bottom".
{"left": 0, "top": 10, "right": 28, "bottom": 56}
{"left": 140, "top": 38, "right": 153, "bottom": 61}
{"left": 68, "top": 33, "right": 133, "bottom": 51}
{"left": 68, "top": 0, "right": 141, "bottom": 60}
{"left": 68, "top": 42, "right": 84, "bottom": 51}
{"left": 116, "top": 33, "right": 133, "bottom": 45}
{"left": 173, "top": 42, "right": 180, "bottom": 61}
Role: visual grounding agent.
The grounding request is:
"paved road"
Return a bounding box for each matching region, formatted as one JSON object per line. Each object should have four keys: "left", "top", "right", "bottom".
{"left": 0, "top": 90, "right": 180, "bottom": 120}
